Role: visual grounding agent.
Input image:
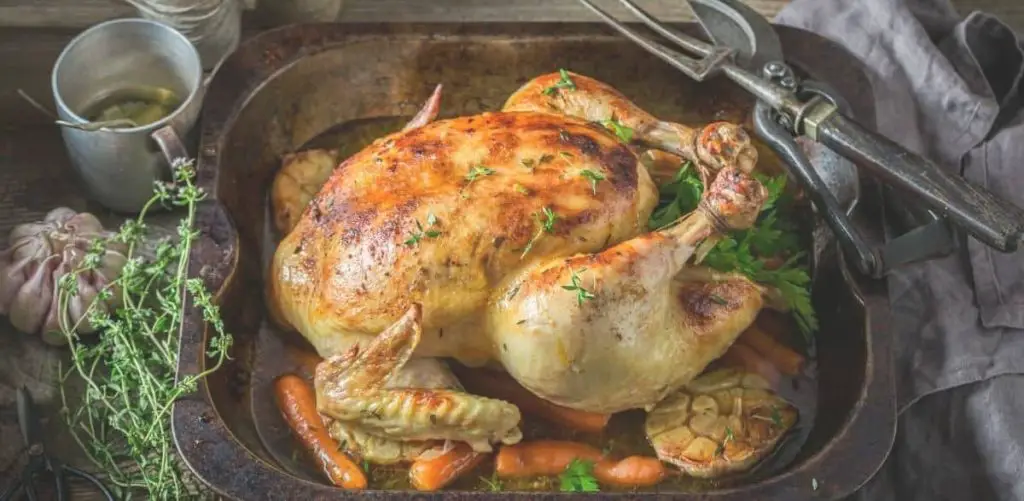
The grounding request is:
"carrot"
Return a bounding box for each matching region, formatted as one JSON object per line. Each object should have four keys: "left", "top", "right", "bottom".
{"left": 409, "top": 443, "right": 487, "bottom": 491}
{"left": 495, "top": 440, "right": 604, "bottom": 478}
{"left": 274, "top": 374, "right": 367, "bottom": 489}
{"left": 755, "top": 310, "right": 794, "bottom": 343}
{"left": 496, "top": 441, "right": 666, "bottom": 488}
{"left": 720, "top": 343, "right": 782, "bottom": 386}
{"left": 593, "top": 456, "right": 667, "bottom": 488}
{"left": 453, "top": 366, "right": 610, "bottom": 433}
{"left": 737, "top": 325, "right": 805, "bottom": 376}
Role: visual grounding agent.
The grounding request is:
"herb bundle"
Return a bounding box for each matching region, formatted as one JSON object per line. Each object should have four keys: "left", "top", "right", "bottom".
{"left": 56, "top": 158, "right": 233, "bottom": 500}
{"left": 650, "top": 161, "right": 818, "bottom": 337}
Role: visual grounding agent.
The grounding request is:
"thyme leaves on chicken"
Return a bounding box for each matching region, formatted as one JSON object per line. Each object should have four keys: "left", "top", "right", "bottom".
{"left": 543, "top": 68, "right": 577, "bottom": 96}
{"left": 602, "top": 116, "right": 635, "bottom": 144}
{"left": 55, "top": 158, "right": 232, "bottom": 500}
{"left": 520, "top": 207, "right": 559, "bottom": 259}
{"left": 562, "top": 267, "right": 596, "bottom": 306}
{"left": 405, "top": 214, "right": 442, "bottom": 246}
{"left": 560, "top": 458, "right": 600, "bottom": 492}
{"left": 465, "top": 165, "right": 496, "bottom": 183}
{"left": 579, "top": 169, "right": 606, "bottom": 195}
{"left": 649, "top": 161, "right": 818, "bottom": 338}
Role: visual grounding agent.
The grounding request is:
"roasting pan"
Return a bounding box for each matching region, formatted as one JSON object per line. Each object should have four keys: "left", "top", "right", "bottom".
{"left": 173, "top": 22, "right": 896, "bottom": 500}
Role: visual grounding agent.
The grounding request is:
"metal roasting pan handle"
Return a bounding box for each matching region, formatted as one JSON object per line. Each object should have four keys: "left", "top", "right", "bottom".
{"left": 811, "top": 109, "right": 1024, "bottom": 252}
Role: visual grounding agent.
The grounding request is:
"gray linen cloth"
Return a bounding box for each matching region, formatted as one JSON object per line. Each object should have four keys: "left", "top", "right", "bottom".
{"left": 776, "top": 1, "right": 1024, "bottom": 500}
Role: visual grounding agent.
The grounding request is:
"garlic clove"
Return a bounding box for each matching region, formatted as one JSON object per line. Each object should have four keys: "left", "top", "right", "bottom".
{"left": 9, "top": 254, "right": 58, "bottom": 334}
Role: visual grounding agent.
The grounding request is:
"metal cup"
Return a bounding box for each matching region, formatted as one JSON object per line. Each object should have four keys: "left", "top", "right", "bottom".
{"left": 51, "top": 18, "right": 203, "bottom": 214}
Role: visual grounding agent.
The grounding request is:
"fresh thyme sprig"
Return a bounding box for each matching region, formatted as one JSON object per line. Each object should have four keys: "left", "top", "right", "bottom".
{"left": 465, "top": 165, "right": 496, "bottom": 183}
{"left": 520, "top": 206, "right": 558, "bottom": 259}
{"left": 55, "top": 157, "right": 233, "bottom": 500}
{"left": 405, "top": 212, "right": 442, "bottom": 247}
{"left": 562, "top": 267, "right": 596, "bottom": 306}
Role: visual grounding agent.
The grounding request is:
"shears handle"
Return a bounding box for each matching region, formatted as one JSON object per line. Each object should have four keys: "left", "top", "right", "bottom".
{"left": 805, "top": 101, "right": 1024, "bottom": 253}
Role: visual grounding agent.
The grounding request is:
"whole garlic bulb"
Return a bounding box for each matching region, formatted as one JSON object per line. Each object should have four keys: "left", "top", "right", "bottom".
{"left": 0, "top": 208, "right": 127, "bottom": 345}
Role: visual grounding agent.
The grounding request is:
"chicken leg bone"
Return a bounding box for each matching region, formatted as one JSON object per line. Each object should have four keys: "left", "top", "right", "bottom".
{"left": 502, "top": 71, "right": 758, "bottom": 183}
{"left": 315, "top": 304, "right": 523, "bottom": 452}
{"left": 489, "top": 167, "right": 767, "bottom": 412}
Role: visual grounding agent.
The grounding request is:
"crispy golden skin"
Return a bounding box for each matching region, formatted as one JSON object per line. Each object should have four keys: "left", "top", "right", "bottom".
{"left": 268, "top": 110, "right": 658, "bottom": 365}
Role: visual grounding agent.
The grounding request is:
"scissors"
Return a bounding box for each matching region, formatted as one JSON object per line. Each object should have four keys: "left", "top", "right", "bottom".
{"left": 576, "top": 0, "right": 1024, "bottom": 277}
{"left": 0, "top": 386, "right": 115, "bottom": 501}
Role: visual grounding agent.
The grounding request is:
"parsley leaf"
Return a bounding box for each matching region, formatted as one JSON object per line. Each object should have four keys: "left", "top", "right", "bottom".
{"left": 579, "top": 169, "right": 606, "bottom": 194}
{"left": 648, "top": 162, "right": 818, "bottom": 338}
{"left": 543, "top": 68, "right": 577, "bottom": 96}
{"left": 602, "top": 116, "right": 635, "bottom": 144}
{"left": 560, "top": 458, "right": 600, "bottom": 492}
{"left": 648, "top": 161, "right": 704, "bottom": 230}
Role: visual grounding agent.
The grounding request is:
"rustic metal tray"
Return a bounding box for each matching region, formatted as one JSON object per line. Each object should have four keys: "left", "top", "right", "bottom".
{"left": 174, "top": 22, "right": 895, "bottom": 500}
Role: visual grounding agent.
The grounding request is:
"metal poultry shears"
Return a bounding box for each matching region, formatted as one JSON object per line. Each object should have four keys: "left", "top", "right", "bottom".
{"left": 576, "top": 0, "right": 1024, "bottom": 277}
{"left": 0, "top": 387, "right": 115, "bottom": 501}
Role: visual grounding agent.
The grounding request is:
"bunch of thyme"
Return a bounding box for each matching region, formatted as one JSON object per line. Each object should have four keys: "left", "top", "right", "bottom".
{"left": 56, "top": 158, "right": 233, "bottom": 500}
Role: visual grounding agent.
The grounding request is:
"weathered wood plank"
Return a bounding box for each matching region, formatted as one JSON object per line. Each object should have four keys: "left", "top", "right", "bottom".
{"left": 1, "top": 0, "right": 1021, "bottom": 31}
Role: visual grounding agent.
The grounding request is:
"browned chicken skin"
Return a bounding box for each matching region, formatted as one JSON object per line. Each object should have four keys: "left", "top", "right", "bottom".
{"left": 268, "top": 71, "right": 775, "bottom": 454}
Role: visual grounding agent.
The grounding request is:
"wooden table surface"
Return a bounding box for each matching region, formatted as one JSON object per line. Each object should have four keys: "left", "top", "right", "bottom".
{"left": 0, "top": 0, "right": 1022, "bottom": 29}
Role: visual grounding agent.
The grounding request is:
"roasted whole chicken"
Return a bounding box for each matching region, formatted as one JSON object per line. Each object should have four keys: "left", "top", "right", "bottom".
{"left": 268, "top": 72, "right": 792, "bottom": 467}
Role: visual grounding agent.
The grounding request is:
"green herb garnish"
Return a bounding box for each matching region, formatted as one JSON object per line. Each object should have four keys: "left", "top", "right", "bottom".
{"left": 771, "top": 405, "right": 783, "bottom": 427}
{"left": 562, "top": 267, "right": 596, "bottom": 306}
{"left": 539, "top": 153, "right": 555, "bottom": 164}
{"left": 514, "top": 183, "right": 530, "bottom": 195}
{"left": 579, "top": 169, "right": 606, "bottom": 195}
{"left": 465, "top": 165, "right": 496, "bottom": 182}
{"left": 481, "top": 473, "right": 504, "bottom": 492}
{"left": 602, "top": 116, "right": 634, "bottom": 143}
{"left": 521, "top": 158, "right": 536, "bottom": 170}
{"left": 543, "top": 68, "right": 577, "bottom": 96}
{"left": 559, "top": 458, "right": 600, "bottom": 492}
{"left": 404, "top": 214, "right": 441, "bottom": 246}
{"left": 648, "top": 162, "right": 818, "bottom": 338}
{"left": 710, "top": 294, "right": 728, "bottom": 305}
{"left": 56, "top": 158, "right": 233, "bottom": 500}
{"left": 520, "top": 207, "right": 558, "bottom": 259}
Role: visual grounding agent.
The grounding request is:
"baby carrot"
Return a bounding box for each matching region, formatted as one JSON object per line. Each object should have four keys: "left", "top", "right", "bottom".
{"left": 409, "top": 443, "right": 487, "bottom": 491}
{"left": 593, "top": 455, "right": 667, "bottom": 488}
{"left": 737, "top": 325, "right": 805, "bottom": 376}
{"left": 274, "top": 374, "right": 367, "bottom": 489}
{"left": 495, "top": 440, "right": 604, "bottom": 478}
{"left": 496, "top": 440, "right": 666, "bottom": 488}
{"left": 719, "top": 343, "right": 782, "bottom": 386}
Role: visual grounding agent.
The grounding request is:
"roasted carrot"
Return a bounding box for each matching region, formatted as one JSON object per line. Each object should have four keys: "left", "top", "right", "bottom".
{"left": 409, "top": 443, "right": 487, "bottom": 491}
{"left": 720, "top": 343, "right": 782, "bottom": 386}
{"left": 496, "top": 441, "right": 666, "bottom": 488}
{"left": 453, "top": 366, "right": 610, "bottom": 433}
{"left": 496, "top": 440, "right": 604, "bottom": 478}
{"left": 755, "top": 310, "right": 795, "bottom": 343}
{"left": 738, "top": 325, "right": 805, "bottom": 376}
{"left": 593, "top": 456, "right": 667, "bottom": 488}
{"left": 274, "top": 374, "right": 367, "bottom": 489}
